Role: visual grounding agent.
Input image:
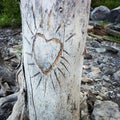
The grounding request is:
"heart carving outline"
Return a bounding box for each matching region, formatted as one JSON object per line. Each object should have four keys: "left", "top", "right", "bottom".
{"left": 32, "top": 33, "right": 63, "bottom": 75}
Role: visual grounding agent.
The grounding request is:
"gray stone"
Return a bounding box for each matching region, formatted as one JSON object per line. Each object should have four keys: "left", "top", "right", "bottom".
{"left": 92, "top": 100, "right": 120, "bottom": 120}
{"left": 105, "top": 46, "right": 119, "bottom": 54}
{"left": 102, "top": 75, "right": 110, "bottom": 82}
{"left": 108, "top": 23, "right": 120, "bottom": 32}
{"left": 91, "top": 41, "right": 101, "bottom": 48}
{"left": 87, "top": 71, "right": 102, "bottom": 80}
{"left": 117, "top": 51, "right": 120, "bottom": 57}
{"left": 91, "top": 6, "right": 110, "bottom": 21}
{"left": 113, "top": 70, "right": 120, "bottom": 83}
{"left": 80, "top": 92, "right": 89, "bottom": 120}
{"left": 102, "top": 57, "right": 109, "bottom": 63}
{"left": 84, "top": 53, "right": 92, "bottom": 59}
{"left": 107, "top": 6, "right": 120, "bottom": 23}
{"left": 96, "top": 48, "right": 106, "bottom": 53}
{"left": 104, "top": 69, "right": 115, "bottom": 76}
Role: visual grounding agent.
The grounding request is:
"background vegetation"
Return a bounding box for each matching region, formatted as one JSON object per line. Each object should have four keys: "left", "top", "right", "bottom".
{"left": 0, "top": 0, "right": 119, "bottom": 28}
{"left": 91, "top": 0, "right": 120, "bottom": 9}
{"left": 0, "top": 0, "right": 21, "bottom": 28}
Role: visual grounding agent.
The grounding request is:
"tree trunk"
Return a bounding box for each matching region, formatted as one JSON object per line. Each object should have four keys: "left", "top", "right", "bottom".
{"left": 10, "top": 0, "right": 91, "bottom": 120}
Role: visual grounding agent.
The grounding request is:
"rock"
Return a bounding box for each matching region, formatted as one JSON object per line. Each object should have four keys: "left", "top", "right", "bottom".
{"left": 113, "top": 70, "right": 120, "bottom": 84}
{"left": 81, "top": 83, "right": 95, "bottom": 93}
{"left": 87, "top": 71, "right": 102, "bottom": 80}
{"left": 83, "top": 65, "right": 91, "bottom": 70}
{"left": 96, "top": 95, "right": 103, "bottom": 100}
{"left": 80, "top": 92, "right": 89, "bottom": 120}
{"left": 101, "top": 65, "right": 116, "bottom": 78}
{"left": 96, "top": 48, "right": 106, "bottom": 53}
{"left": 108, "top": 23, "right": 120, "bottom": 32}
{"left": 104, "top": 69, "right": 115, "bottom": 76}
{"left": 91, "top": 6, "right": 110, "bottom": 21}
{"left": 92, "top": 100, "right": 120, "bottom": 120}
{"left": 91, "top": 41, "right": 101, "bottom": 48}
{"left": 111, "top": 57, "right": 120, "bottom": 66}
{"left": 0, "top": 66, "right": 15, "bottom": 86}
{"left": 117, "top": 51, "right": 120, "bottom": 57}
{"left": 107, "top": 6, "right": 120, "bottom": 23}
{"left": 103, "top": 57, "right": 109, "bottom": 63}
{"left": 105, "top": 46, "right": 119, "bottom": 54}
{"left": 82, "top": 77, "right": 94, "bottom": 83}
{"left": 97, "top": 59, "right": 103, "bottom": 65}
{"left": 84, "top": 53, "right": 92, "bottom": 59}
{"left": 0, "top": 88, "right": 6, "bottom": 97}
{"left": 99, "top": 87, "right": 108, "bottom": 98}
{"left": 102, "top": 75, "right": 110, "bottom": 82}
{"left": 86, "top": 91, "right": 96, "bottom": 119}
{"left": 91, "top": 66, "right": 101, "bottom": 73}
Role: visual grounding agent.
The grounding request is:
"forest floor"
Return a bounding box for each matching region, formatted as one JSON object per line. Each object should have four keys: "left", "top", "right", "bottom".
{"left": 0, "top": 27, "right": 120, "bottom": 120}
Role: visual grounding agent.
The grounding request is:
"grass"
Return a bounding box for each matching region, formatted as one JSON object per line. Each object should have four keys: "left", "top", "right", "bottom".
{"left": 103, "top": 35, "right": 120, "bottom": 42}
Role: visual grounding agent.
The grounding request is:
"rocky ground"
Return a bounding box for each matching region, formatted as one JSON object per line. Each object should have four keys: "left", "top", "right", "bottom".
{"left": 0, "top": 28, "right": 120, "bottom": 120}
{"left": 81, "top": 36, "right": 120, "bottom": 120}
{"left": 0, "top": 28, "right": 21, "bottom": 120}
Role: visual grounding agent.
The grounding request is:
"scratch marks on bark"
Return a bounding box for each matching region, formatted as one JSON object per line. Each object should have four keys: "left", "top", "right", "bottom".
{"left": 24, "top": 2, "right": 75, "bottom": 92}
{"left": 28, "top": 63, "right": 35, "bottom": 66}
{"left": 54, "top": 70, "right": 61, "bottom": 87}
{"left": 47, "top": 9, "right": 52, "bottom": 30}
{"left": 26, "top": 20, "right": 34, "bottom": 36}
{"left": 55, "top": 24, "right": 61, "bottom": 33}
{"left": 61, "top": 56, "right": 70, "bottom": 65}
{"left": 23, "top": 36, "right": 31, "bottom": 45}
{"left": 60, "top": 61, "right": 69, "bottom": 73}
{"left": 25, "top": 52, "right": 32, "bottom": 57}
{"left": 63, "top": 49, "right": 70, "bottom": 56}
{"left": 39, "top": 7, "right": 43, "bottom": 28}
{"left": 50, "top": 74, "right": 55, "bottom": 91}
{"left": 31, "top": 72, "right": 40, "bottom": 78}
{"left": 57, "top": 67, "right": 65, "bottom": 78}
{"left": 31, "top": 5, "right": 37, "bottom": 29}
{"left": 29, "top": 77, "right": 37, "bottom": 120}
{"left": 65, "top": 33, "right": 76, "bottom": 42}
{"left": 36, "top": 76, "right": 42, "bottom": 88}
{"left": 44, "top": 78, "right": 47, "bottom": 96}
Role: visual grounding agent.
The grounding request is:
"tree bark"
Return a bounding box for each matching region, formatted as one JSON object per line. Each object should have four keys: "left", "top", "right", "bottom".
{"left": 12, "top": 0, "right": 91, "bottom": 120}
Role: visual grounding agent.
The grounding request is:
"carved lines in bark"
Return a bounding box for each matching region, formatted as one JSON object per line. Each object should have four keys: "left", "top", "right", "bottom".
{"left": 24, "top": 4, "right": 75, "bottom": 89}
{"left": 32, "top": 33, "right": 63, "bottom": 75}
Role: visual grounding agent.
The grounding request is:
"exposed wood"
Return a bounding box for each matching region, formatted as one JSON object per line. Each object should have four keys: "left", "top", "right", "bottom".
{"left": 11, "top": 0, "right": 92, "bottom": 120}
{"left": 105, "top": 27, "right": 120, "bottom": 37}
{"left": 89, "top": 33, "right": 120, "bottom": 43}
{"left": 7, "top": 90, "right": 29, "bottom": 120}
{"left": 4, "top": 55, "right": 16, "bottom": 61}
{"left": 0, "top": 93, "right": 18, "bottom": 107}
{"left": 88, "top": 33, "right": 103, "bottom": 40}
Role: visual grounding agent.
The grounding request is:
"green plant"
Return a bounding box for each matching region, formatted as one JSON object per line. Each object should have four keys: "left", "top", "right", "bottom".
{"left": 0, "top": 0, "right": 21, "bottom": 27}
{"left": 91, "top": 0, "right": 120, "bottom": 9}
{"left": 103, "top": 35, "right": 120, "bottom": 42}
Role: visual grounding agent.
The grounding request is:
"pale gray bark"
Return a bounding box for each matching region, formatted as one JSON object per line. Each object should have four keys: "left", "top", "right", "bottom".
{"left": 10, "top": 0, "right": 91, "bottom": 120}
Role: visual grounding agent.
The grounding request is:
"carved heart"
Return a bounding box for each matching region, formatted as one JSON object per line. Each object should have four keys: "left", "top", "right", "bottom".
{"left": 32, "top": 33, "right": 63, "bottom": 75}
